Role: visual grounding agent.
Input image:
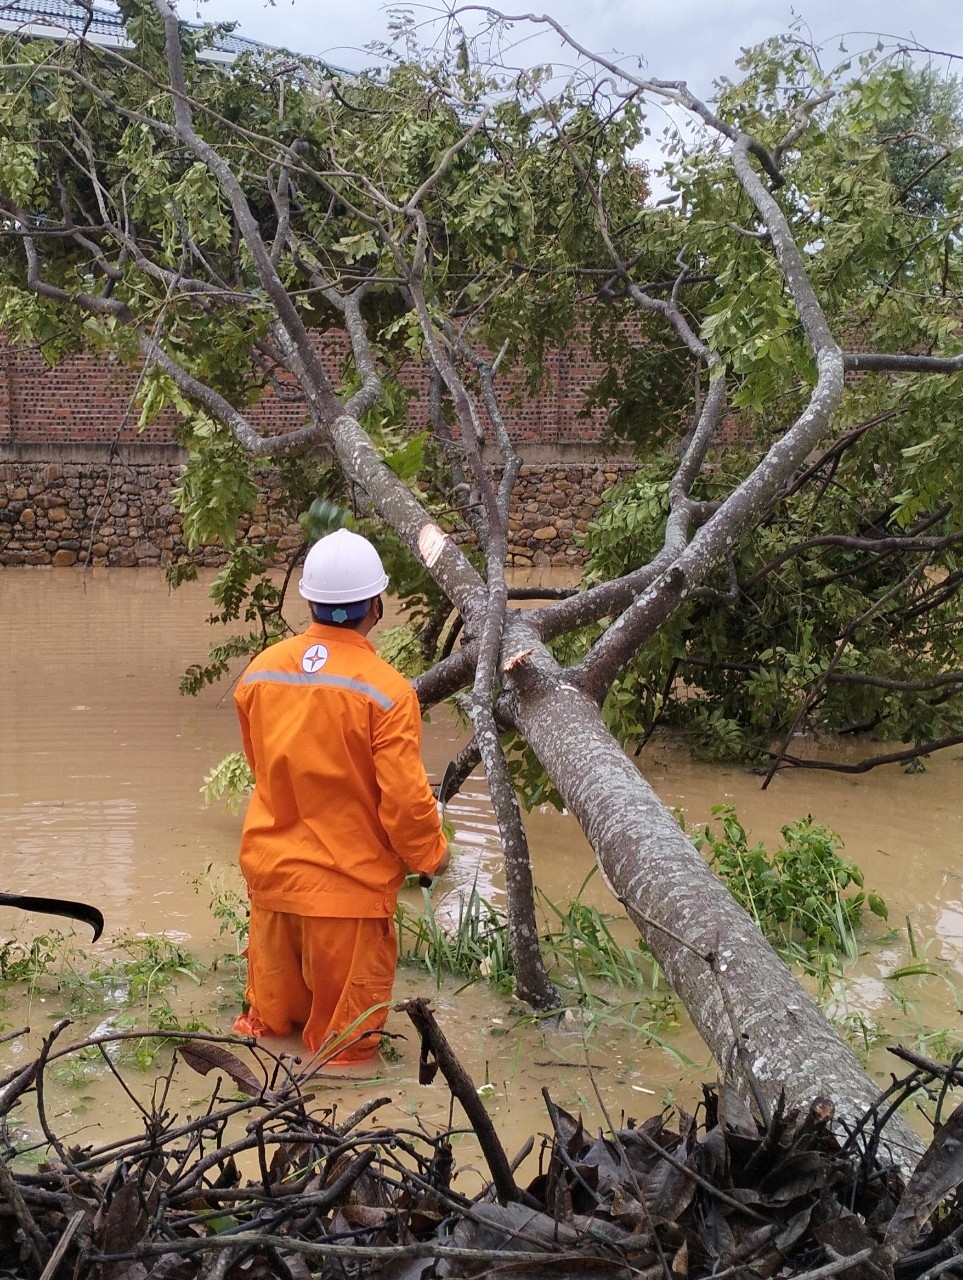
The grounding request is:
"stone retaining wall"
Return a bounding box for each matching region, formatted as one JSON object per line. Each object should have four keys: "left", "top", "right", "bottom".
{"left": 0, "top": 443, "right": 637, "bottom": 569}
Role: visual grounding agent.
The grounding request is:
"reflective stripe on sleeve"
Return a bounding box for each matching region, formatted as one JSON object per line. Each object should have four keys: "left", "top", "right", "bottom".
{"left": 243, "top": 670, "right": 395, "bottom": 711}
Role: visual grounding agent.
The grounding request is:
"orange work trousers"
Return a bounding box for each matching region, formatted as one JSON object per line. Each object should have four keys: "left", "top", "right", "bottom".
{"left": 236, "top": 907, "right": 397, "bottom": 1063}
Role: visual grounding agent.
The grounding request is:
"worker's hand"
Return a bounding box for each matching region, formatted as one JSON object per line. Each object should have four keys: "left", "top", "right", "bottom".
{"left": 434, "top": 843, "right": 452, "bottom": 876}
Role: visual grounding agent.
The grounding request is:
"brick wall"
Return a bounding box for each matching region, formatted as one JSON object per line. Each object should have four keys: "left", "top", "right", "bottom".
{"left": 0, "top": 328, "right": 611, "bottom": 448}
{"left": 0, "top": 326, "right": 642, "bottom": 568}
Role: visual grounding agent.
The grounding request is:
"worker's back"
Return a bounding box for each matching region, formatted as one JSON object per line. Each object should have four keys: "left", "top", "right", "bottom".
{"left": 234, "top": 622, "right": 443, "bottom": 918}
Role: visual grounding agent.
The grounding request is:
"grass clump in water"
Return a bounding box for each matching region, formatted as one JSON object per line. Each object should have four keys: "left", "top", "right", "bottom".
{"left": 397, "top": 885, "right": 513, "bottom": 994}
{"left": 397, "top": 808, "right": 899, "bottom": 1050}
{"left": 396, "top": 880, "right": 682, "bottom": 1045}
{"left": 0, "top": 930, "right": 208, "bottom": 1070}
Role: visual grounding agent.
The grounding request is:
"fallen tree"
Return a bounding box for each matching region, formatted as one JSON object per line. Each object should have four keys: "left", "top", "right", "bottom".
{"left": 1, "top": 1, "right": 961, "bottom": 1159}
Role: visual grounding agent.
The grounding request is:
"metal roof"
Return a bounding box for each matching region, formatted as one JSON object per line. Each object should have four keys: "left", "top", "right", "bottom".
{"left": 0, "top": 0, "right": 335, "bottom": 65}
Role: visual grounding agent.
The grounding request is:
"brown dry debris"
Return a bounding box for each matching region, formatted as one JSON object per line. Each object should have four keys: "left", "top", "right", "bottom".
{"left": 2, "top": 1001, "right": 963, "bottom": 1280}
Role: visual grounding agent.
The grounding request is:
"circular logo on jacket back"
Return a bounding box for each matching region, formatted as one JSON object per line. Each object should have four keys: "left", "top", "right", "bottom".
{"left": 302, "top": 643, "right": 328, "bottom": 673}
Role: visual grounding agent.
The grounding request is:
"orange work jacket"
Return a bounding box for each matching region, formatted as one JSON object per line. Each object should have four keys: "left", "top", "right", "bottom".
{"left": 234, "top": 623, "right": 447, "bottom": 918}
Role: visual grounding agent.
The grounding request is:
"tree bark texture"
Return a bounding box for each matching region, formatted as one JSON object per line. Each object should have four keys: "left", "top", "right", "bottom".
{"left": 509, "top": 666, "right": 926, "bottom": 1166}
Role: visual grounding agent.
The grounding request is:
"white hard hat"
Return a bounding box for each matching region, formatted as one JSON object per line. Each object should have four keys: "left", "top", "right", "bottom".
{"left": 298, "top": 529, "right": 389, "bottom": 604}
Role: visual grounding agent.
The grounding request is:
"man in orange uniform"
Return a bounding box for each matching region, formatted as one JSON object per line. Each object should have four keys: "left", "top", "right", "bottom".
{"left": 232, "top": 529, "right": 450, "bottom": 1064}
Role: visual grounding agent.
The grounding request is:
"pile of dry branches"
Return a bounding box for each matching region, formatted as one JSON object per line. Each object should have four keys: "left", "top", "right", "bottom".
{"left": 2, "top": 1000, "right": 963, "bottom": 1280}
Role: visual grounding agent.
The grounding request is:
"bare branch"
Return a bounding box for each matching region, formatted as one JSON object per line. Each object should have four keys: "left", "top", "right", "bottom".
{"left": 152, "top": 0, "right": 341, "bottom": 424}
{"left": 773, "top": 735, "right": 963, "bottom": 775}
{"left": 844, "top": 350, "right": 963, "bottom": 374}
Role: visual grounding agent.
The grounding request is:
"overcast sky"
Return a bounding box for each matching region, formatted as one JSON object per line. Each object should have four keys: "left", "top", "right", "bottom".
{"left": 181, "top": 0, "right": 958, "bottom": 192}
{"left": 189, "top": 0, "right": 959, "bottom": 98}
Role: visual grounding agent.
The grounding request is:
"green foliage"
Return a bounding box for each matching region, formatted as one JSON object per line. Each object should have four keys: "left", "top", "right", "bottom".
{"left": 564, "top": 53, "right": 963, "bottom": 765}
{"left": 175, "top": 470, "right": 340, "bottom": 695}
{"left": 580, "top": 469, "right": 672, "bottom": 580}
{"left": 0, "top": 932, "right": 63, "bottom": 985}
{"left": 172, "top": 432, "right": 259, "bottom": 551}
{"left": 540, "top": 895, "right": 663, "bottom": 993}
{"left": 204, "top": 879, "right": 250, "bottom": 952}
{"left": 502, "top": 731, "right": 566, "bottom": 812}
{"left": 395, "top": 882, "right": 680, "bottom": 1045}
{"left": 0, "top": 2, "right": 650, "bottom": 573}
{"left": 397, "top": 817, "right": 887, "bottom": 1031}
{"left": 872, "top": 68, "right": 963, "bottom": 215}
{"left": 581, "top": 426, "right": 963, "bottom": 762}
{"left": 87, "top": 934, "right": 204, "bottom": 1010}
{"left": 299, "top": 498, "right": 349, "bottom": 543}
{"left": 377, "top": 624, "right": 430, "bottom": 679}
{"left": 695, "top": 806, "right": 888, "bottom": 964}
{"left": 582, "top": 289, "right": 704, "bottom": 451}
{"left": 189, "top": 864, "right": 250, "bottom": 1000}
{"left": 177, "top": 543, "right": 294, "bottom": 694}
{"left": 201, "top": 752, "right": 254, "bottom": 815}
{"left": 181, "top": 633, "right": 268, "bottom": 697}
{"left": 0, "top": 140, "right": 40, "bottom": 205}
{"left": 1, "top": 8, "right": 960, "bottom": 823}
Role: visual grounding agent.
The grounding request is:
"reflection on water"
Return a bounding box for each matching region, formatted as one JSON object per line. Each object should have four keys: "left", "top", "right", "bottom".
{"left": 935, "top": 903, "right": 963, "bottom": 957}
{"left": 433, "top": 779, "right": 504, "bottom": 915}
{"left": 1, "top": 566, "right": 962, "bottom": 1162}
{"left": 3, "top": 798, "right": 138, "bottom": 909}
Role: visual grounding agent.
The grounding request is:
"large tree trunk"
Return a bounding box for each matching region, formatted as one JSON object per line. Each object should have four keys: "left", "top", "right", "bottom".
{"left": 507, "top": 648, "right": 925, "bottom": 1166}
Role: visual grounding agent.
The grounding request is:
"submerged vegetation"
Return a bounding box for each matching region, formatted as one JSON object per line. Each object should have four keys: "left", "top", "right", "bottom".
{"left": 1, "top": 808, "right": 957, "bottom": 1077}
{"left": 0, "top": 931, "right": 207, "bottom": 1070}
{"left": 693, "top": 807, "right": 890, "bottom": 965}
{"left": 398, "top": 810, "right": 889, "bottom": 992}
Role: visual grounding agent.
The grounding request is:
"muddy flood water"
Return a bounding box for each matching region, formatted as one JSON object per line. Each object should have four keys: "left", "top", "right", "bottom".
{"left": 1, "top": 567, "right": 962, "bottom": 1179}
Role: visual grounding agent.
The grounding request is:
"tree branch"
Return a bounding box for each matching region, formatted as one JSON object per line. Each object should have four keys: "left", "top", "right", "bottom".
{"left": 571, "top": 125, "right": 846, "bottom": 703}
{"left": 843, "top": 351, "right": 963, "bottom": 374}
{"left": 772, "top": 735, "right": 963, "bottom": 775}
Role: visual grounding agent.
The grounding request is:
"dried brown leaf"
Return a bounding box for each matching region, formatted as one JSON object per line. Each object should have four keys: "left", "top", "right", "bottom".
{"left": 449, "top": 1202, "right": 584, "bottom": 1254}
{"left": 107, "top": 1265, "right": 148, "bottom": 1280}
{"left": 815, "top": 1214, "right": 872, "bottom": 1256}
{"left": 553, "top": 1104, "right": 585, "bottom": 1157}
{"left": 671, "top": 1238, "right": 688, "bottom": 1276}
{"left": 578, "top": 1136, "right": 621, "bottom": 1195}
{"left": 697, "top": 1125, "right": 729, "bottom": 1179}
{"left": 145, "top": 1255, "right": 197, "bottom": 1280}
{"left": 642, "top": 1148, "right": 697, "bottom": 1223}
{"left": 756, "top": 1152, "right": 839, "bottom": 1205}
{"left": 700, "top": 1195, "right": 737, "bottom": 1264}
{"left": 269, "top": 1142, "right": 308, "bottom": 1183}
{"left": 774, "top": 1205, "right": 813, "bottom": 1252}
{"left": 606, "top": 1184, "right": 643, "bottom": 1229}
{"left": 407, "top": 1207, "right": 445, "bottom": 1233}
{"left": 885, "top": 1097, "right": 963, "bottom": 1256}
{"left": 277, "top": 1255, "right": 314, "bottom": 1280}
{"left": 720, "top": 1085, "right": 758, "bottom": 1138}
{"left": 615, "top": 1122, "right": 678, "bottom": 1181}
{"left": 177, "top": 1042, "right": 267, "bottom": 1099}
{"left": 340, "top": 1203, "right": 392, "bottom": 1228}
{"left": 368, "top": 1262, "right": 435, "bottom": 1280}
{"left": 98, "top": 1181, "right": 148, "bottom": 1279}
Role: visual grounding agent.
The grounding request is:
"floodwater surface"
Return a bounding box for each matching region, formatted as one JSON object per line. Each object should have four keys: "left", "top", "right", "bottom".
{"left": 1, "top": 568, "right": 961, "bottom": 1176}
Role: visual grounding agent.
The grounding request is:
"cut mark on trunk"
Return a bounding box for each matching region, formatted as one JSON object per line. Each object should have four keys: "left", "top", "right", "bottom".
{"left": 418, "top": 522, "right": 448, "bottom": 568}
